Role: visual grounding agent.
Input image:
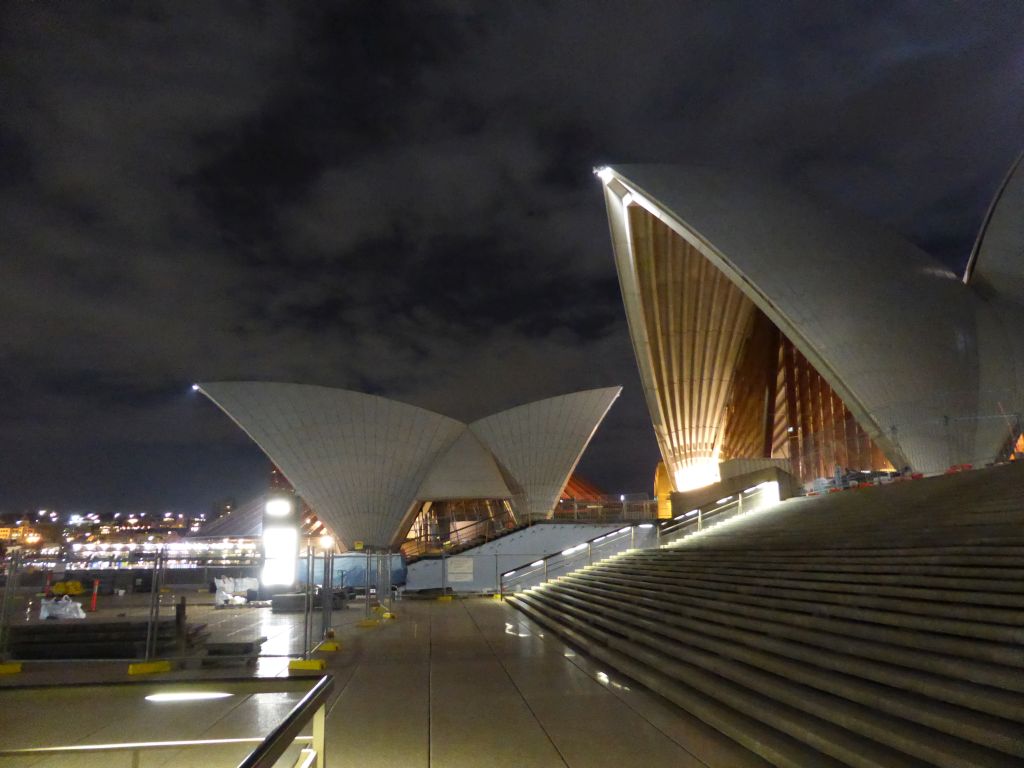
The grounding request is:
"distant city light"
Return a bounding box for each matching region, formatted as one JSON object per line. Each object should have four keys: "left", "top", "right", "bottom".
{"left": 191, "top": 384, "right": 200, "bottom": 392}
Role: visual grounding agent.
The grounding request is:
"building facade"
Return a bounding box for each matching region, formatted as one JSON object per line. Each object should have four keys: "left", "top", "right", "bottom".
{"left": 598, "top": 159, "right": 1024, "bottom": 490}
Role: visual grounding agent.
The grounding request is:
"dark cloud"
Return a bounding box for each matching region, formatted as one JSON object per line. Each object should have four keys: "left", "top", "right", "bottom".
{"left": 0, "top": 1, "right": 1021, "bottom": 512}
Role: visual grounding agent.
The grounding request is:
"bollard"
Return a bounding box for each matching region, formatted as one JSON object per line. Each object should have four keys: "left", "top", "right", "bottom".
{"left": 88, "top": 579, "right": 100, "bottom": 612}
{"left": 175, "top": 597, "right": 187, "bottom": 654}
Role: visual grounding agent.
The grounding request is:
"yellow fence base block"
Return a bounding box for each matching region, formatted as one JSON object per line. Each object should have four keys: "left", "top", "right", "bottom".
{"left": 381, "top": 612, "right": 396, "bottom": 620}
{"left": 491, "top": 594, "right": 503, "bottom": 601}
{"left": 0, "top": 662, "right": 23, "bottom": 675}
{"left": 436, "top": 595, "right": 453, "bottom": 603}
{"left": 128, "top": 660, "right": 172, "bottom": 675}
{"left": 317, "top": 641, "right": 341, "bottom": 652}
{"left": 288, "top": 659, "right": 326, "bottom": 672}
{"left": 357, "top": 618, "right": 380, "bottom": 629}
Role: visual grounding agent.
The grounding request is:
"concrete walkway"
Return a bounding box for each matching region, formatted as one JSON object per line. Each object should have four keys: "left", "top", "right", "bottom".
{"left": 317, "top": 597, "right": 762, "bottom": 768}
{"left": 0, "top": 597, "right": 761, "bottom": 766}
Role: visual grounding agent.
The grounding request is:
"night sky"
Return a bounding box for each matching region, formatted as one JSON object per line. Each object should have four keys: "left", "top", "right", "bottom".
{"left": 2, "top": 3, "right": 1022, "bottom": 514}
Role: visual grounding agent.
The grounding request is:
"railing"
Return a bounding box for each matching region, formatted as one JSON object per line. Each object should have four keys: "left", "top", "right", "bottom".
{"left": 238, "top": 674, "right": 332, "bottom": 768}
{"left": 657, "top": 480, "right": 781, "bottom": 547}
{"left": 401, "top": 499, "right": 659, "bottom": 561}
{"left": 0, "top": 675, "right": 334, "bottom": 768}
{"left": 498, "top": 482, "right": 785, "bottom": 595}
{"left": 552, "top": 498, "right": 659, "bottom": 522}
{"left": 499, "top": 523, "right": 658, "bottom": 595}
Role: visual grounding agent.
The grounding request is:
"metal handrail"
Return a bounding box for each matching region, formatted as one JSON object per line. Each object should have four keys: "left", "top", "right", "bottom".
{"left": 0, "top": 736, "right": 308, "bottom": 756}
{"left": 500, "top": 524, "right": 650, "bottom": 594}
{"left": 237, "top": 673, "right": 334, "bottom": 768}
{"left": 0, "top": 676, "right": 333, "bottom": 768}
{"left": 658, "top": 483, "right": 779, "bottom": 546}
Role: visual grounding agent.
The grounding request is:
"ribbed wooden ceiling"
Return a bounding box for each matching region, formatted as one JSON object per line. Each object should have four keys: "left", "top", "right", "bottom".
{"left": 626, "top": 203, "right": 890, "bottom": 488}
{"left": 628, "top": 203, "right": 756, "bottom": 487}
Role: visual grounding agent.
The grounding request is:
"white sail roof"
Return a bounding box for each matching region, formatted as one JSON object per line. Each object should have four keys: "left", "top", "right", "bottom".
{"left": 469, "top": 387, "right": 622, "bottom": 519}
{"left": 600, "top": 164, "right": 1022, "bottom": 475}
{"left": 198, "top": 383, "right": 619, "bottom": 547}
{"left": 414, "top": 429, "right": 512, "bottom": 500}
{"left": 197, "top": 382, "right": 465, "bottom": 548}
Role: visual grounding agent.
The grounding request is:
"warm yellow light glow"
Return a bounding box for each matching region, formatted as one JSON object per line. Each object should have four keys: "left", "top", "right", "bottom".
{"left": 673, "top": 461, "right": 720, "bottom": 492}
{"left": 318, "top": 534, "right": 334, "bottom": 551}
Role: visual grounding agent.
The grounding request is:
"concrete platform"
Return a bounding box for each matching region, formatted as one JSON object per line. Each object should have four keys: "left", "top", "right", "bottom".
{"left": 0, "top": 597, "right": 759, "bottom": 767}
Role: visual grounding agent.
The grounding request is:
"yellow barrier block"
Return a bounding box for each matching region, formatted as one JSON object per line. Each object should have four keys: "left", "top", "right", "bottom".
{"left": 0, "top": 662, "right": 23, "bottom": 675}
{"left": 381, "top": 612, "right": 396, "bottom": 620}
{"left": 491, "top": 594, "right": 503, "bottom": 601}
{"left": 357, "top": 618, "right": 380, "bottom": 629}
{"left": 436, "top": 595, "right": 453, "bottom": 603}
{"left": 317, "top": 641, "right": 341, "bottom": 652}
{"left": 288, "top": 659, "right": 326, "bottom": 672}
{"left": 128, "top": 660, "right": 172, "bottom": 675}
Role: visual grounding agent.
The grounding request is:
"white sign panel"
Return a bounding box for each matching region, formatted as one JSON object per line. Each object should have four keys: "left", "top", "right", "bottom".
{"left": 447, "top": 557, "right": 474, "bottom": 582}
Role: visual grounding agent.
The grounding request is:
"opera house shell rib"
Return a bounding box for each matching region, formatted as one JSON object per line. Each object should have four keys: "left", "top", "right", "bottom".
{"left": 597, "top": 164, "right": 1023, "bottom": 490}
{"left": 196, "top": 383, "right": 621, "bottom": 549}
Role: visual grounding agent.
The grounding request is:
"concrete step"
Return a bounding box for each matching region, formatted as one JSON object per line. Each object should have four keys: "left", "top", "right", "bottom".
{"left": 509, "top": 596, "right": 841, "bottom": 768}
{"left": 540, "top": 581, "right": 1024, "bottom": 754}
{"left": 619, "top": 554, "right": 1024, "bottom": 594}
{"left": 570, "top": 570, "right": 1024, "bottom": 669}
{"left": 603, "top": 561, "right": 1024, "bottom": 610}
{"left": 628, "top": 554, "right": 1024, "bottom": 579}
{"left": 659, "top": 546, "right": 1024, "bottom": 559}
{"left": 514, "top": 593, "right": 969, "bottom": 768}
{"left": 547, "top": 578, "right": 1024, "bottom": 722}
{"left": 593, "top": 561, "right": 1024, "bottom": 638}
{"left": 523, "top": 589, "right": 1021, "bottom": 766}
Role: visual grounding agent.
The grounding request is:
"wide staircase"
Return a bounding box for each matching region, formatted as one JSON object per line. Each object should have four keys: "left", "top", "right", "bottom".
{"left": 507, "top": 463, "right": 1024, "bottom": 767}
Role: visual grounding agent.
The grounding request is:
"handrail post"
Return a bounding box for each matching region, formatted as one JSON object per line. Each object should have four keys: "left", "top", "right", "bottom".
{"left": 630, "top": 526, "right": 635, "bottom": 549}
{"left": 312, "top": 702, "right": 325, "bottom": 767}
{"left": 587, "top": 543, "right": 592, "bottom": 565}
{"left": 543, "top": 560, "right": 548, "bottom": 584}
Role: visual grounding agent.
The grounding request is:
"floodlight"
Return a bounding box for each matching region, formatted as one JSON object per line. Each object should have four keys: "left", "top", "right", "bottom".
{"left": 262, "top": 526, "right": 298, "bottom": 587}
{"left": 265, "top": 498, "right": 292, "bottom": 517}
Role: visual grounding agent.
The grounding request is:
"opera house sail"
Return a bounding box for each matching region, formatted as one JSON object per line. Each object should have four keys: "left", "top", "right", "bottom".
{"left": 598, "top": 161, "right": 1024, "bottom": 491}
{"left": 196, "top": 383, "right": 620, "bottom": 550}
